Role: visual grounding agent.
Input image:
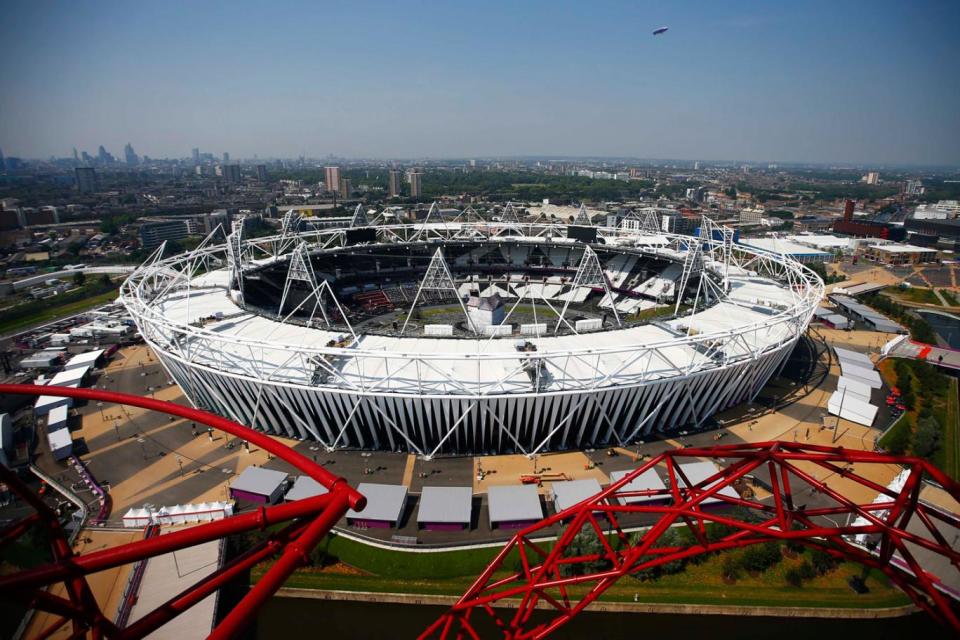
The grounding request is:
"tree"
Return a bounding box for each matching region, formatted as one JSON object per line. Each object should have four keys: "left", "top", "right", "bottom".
{"left": 559, "top": 529, "right": 610, "bottom": 577}
{"left": 913, "top": 416, "right": 942, "bottom": 459}
{"left": 809, "top": 549, "right": 836, "bottom": 575}
{"left": 99, "top": 274, "right": 112, "bottom": 287}
{"left": 73, "top": 271, "right": 86, "bottom": 287}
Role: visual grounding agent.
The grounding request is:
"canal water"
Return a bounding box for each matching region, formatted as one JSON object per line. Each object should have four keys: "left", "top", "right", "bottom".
{"left": 918, "top": 310, "right": 960, "bottom": 349}
{"left": 256, "top": 597, "right": 938, "bottom": 639}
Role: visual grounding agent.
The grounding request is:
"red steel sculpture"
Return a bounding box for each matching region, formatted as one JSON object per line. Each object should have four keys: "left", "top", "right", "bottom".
{"left": 0, "top": 384, "right": 365, "bottom": 640}
{"left": 422, "top": 442, "right": 960, "bottom": 639}
{"left": 3, "top": 384, "right": 960, "bottom": 639}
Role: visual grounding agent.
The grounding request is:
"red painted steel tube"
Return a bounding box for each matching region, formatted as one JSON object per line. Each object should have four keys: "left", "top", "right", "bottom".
{"left": 209, "top": 489, "right": 352, "bottom": 640}
{"left": 0, "top": 494, "right": 334, "bottom": 591}
{"left": 0, "top": 384, "right": 365, "bottom": 510}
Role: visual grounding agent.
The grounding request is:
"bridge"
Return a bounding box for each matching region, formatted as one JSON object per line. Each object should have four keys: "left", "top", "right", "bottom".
{"left": 882, "top": 334, "right": 960, "bottom": 371}
{"left": 0, "top": 384, "right": 958, "bottom": 639}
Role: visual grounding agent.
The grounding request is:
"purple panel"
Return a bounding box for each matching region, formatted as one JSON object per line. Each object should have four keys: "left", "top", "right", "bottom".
{"left": 349, "top": 518, "right": 392, "bottom": 529}
{"left": 422, "top": 522, "right": 466, "bottom": 531}
{"left": 230, "top": 488, "right": 269, "bottom": 504}
{"left": 495, "top": 520, "right": 539, "bottom": 530}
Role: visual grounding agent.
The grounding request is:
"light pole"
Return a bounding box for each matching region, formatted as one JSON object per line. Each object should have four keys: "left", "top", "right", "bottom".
{"left": 97, "top": 402, "right": 105, "bottom": 421}
{"left": 177, "top": 456, "right": 184, "bottom": 477}
{"left": 113, "top": 419, "right": 120, "bottom": 441}
{"left": 136, "top": 437, "right": 147, "bottom": 460}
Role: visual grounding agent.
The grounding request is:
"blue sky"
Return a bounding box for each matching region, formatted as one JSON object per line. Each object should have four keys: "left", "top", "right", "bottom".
{"left": 1, "top": 0, "right": 958, "bottom": 164}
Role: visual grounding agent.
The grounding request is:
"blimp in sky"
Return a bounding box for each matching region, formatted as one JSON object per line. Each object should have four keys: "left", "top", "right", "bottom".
{"left": 653, "top": 26, "right": 669, "bottom": 35}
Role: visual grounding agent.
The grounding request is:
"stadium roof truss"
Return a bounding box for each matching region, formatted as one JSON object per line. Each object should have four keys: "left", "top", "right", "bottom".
{"left": 120, "top": 213, "right": 823, "bottom": 456}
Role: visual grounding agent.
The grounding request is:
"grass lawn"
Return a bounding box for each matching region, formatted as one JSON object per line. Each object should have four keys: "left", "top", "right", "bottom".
{"left": 0, "top": 289, "right": 119, "bottom": 335}
{"left": 886, "top": 286, "right": 942, "bottom": 306}
{"left": 941, "top": 290, "right": 960, "bottom": 306}
{"left": 254, "top": 533, "right": 909, "bottom": 610}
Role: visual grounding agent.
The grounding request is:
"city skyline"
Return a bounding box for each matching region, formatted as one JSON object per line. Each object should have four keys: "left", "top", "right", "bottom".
{"left": 1, "top": 1, "right": 958, "bottom": 166}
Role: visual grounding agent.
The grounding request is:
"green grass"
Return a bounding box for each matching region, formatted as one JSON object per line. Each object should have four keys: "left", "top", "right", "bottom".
{"left": 941, "top": 290, "right": 959, "bottom": 307}
{"left": 259, "top": 536, "right": 909, "bottom": 610}
{"left": 886, "top": 286, "right": 942, "bottom": 306}
{"left": 315, "top": 533, "right": 505, "bottom": 579}
{"left": 878, "top": 413, "right": 912, "bottom": 451}
{"left": 0, "top": 289, "right": 118, "bottom": 335}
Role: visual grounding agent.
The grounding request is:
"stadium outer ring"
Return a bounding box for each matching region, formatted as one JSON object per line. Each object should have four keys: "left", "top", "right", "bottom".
{"left": 120, "top": 221, "right": 823, "bottom": 457}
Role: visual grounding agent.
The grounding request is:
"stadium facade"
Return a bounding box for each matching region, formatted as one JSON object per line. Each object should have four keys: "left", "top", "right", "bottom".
{"left": 121, "top": 207, "right": 822, "bottom": 457}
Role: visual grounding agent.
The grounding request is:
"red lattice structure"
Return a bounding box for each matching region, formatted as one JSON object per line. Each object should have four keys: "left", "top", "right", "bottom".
{"left": 422, "top": 442, "right": 960, "bottom": 639}
{"left": 0, "top": 384, "right": 365, "bottom": 640}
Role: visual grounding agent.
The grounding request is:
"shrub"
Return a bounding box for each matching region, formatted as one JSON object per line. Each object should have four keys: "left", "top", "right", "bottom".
{"left": 809, "top": 549, "right": 837, "bottom": 575}
{"left": 798, "top": 560, "right": 816, "bottom": 581}
{"left": 785, "top": 567, "right": 803, "bottom": 587}
{"left": 740, "top": 542, "right": 782, "bottom": 573}
{"left": 721, "top": 554, "right": 742, "bottom": 581}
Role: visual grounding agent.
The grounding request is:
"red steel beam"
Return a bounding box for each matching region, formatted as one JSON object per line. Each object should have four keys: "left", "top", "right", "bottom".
{"left": 423, "top": 445, "right": 960, "bottom": 639}
{"left": 0, "top": 383, "right": 363, "bottom": 640}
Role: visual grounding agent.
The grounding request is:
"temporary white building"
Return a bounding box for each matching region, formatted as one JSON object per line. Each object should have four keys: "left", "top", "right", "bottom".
{"left": 836, "top": 376, "right": 873, "bottom": 403}
{"left": 827, "top": 390, "right": 878, "bottom": 427}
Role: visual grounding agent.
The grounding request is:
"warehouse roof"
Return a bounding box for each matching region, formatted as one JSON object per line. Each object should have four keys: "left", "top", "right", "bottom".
{"left": 551, "top": 478, "right": 604, "bottom": 512}
{"left": 347, "top": 483, "right": 407, "bottom": 523}
{"left": 609, "top": 468, "right": 667, "bottom": 504}
{"left": 417, "top": 486, "right": 473, "bottom": 525}
{"left": 229, "top": 466, "right": 287, "bottom": 497}
{"left": 488, "top": 485, "right": 543, "bottom": 524}
{"left": 284, "top": 476, "right": 329, "bottom": 502}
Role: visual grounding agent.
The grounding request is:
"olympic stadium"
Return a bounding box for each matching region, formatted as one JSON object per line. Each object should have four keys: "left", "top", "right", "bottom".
{"left": 119, "top": 205, "right": 823, "bottom": 457}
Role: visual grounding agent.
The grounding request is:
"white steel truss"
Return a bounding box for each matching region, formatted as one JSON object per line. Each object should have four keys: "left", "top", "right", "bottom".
{"left": 500, "top": 202, "right": 520, "bottom": 224}
{"left": 120, "top": 220, "right": 821, "bottom": 455}
{"left": 350, "top": 204, "right": 369, "bottom": 227}
{"left": 401, "top": 247, "right": 477, "bottom": 336}
{"left": 573, "top": 204, "right": 592, "bottom": 225}
{"left": 555, "top": 245, "right": 621, "bottom": 333}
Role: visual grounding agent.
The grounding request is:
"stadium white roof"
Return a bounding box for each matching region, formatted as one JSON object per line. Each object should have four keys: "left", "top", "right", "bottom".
{"left": 417, "top": 486, "right": 473, "bottom": 525}
{"left": 551, "top": 478, "right": 603, "bottom": 512}
{"left": 284, "top": 475, "right": 329, "bottom": 502}
{"left": 488, "top": 485, "right": 543, "bottom": 524}
{"left": 609, "top": 468, "right": 668, "bottom": 505}
{"left": 347, "top": 483, "right": 407, "bottom": 523}
{"left": 229, "top": 466, "right": 287, "bottom": 497}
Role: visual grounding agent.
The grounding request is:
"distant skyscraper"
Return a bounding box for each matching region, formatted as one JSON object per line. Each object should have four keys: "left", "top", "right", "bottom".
{"left": 0, "top": 147, "right": 4, "bottom": 173}
{"left": 81, "top": 151, "right": 92, "bottom": 165}
{"left": 223, "top": 164, "right": 242, "bottom": 183}
{"left": 256, "top": 164, "right": 268, "bottom": 181}
{"left": 408, "top": 170, "right": 423, "bottom": 199}
{"left": 192, "top": 147, "right": 200, "bottom": 165}
{"left": 222, "top": 152, "right": 230, "bottom": 164}
{"left": 324, "top": 166, "right": 341, "bottom": 194}
{"left": 72, "top": 147, "right": 79, "bottom": 164}
{"left": 693, "top": 161, "right": 700, "bottom": 170}
{"left": 339, "top": 177, "right": 352, "bottom": 196}
{"left": 865, "top": 171, "right": 880, "bottom": 185}
{"left": 388, "top": 169, "right": 402, "bottom": 197}
{"left": 124, "top": 143, "right": 138, "bottom": 166}
{"left": 75, "top": 167, "right": 96, "bottom": 194}
{"left": 97, "top": 145, "right": 112, "bottom": 164}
